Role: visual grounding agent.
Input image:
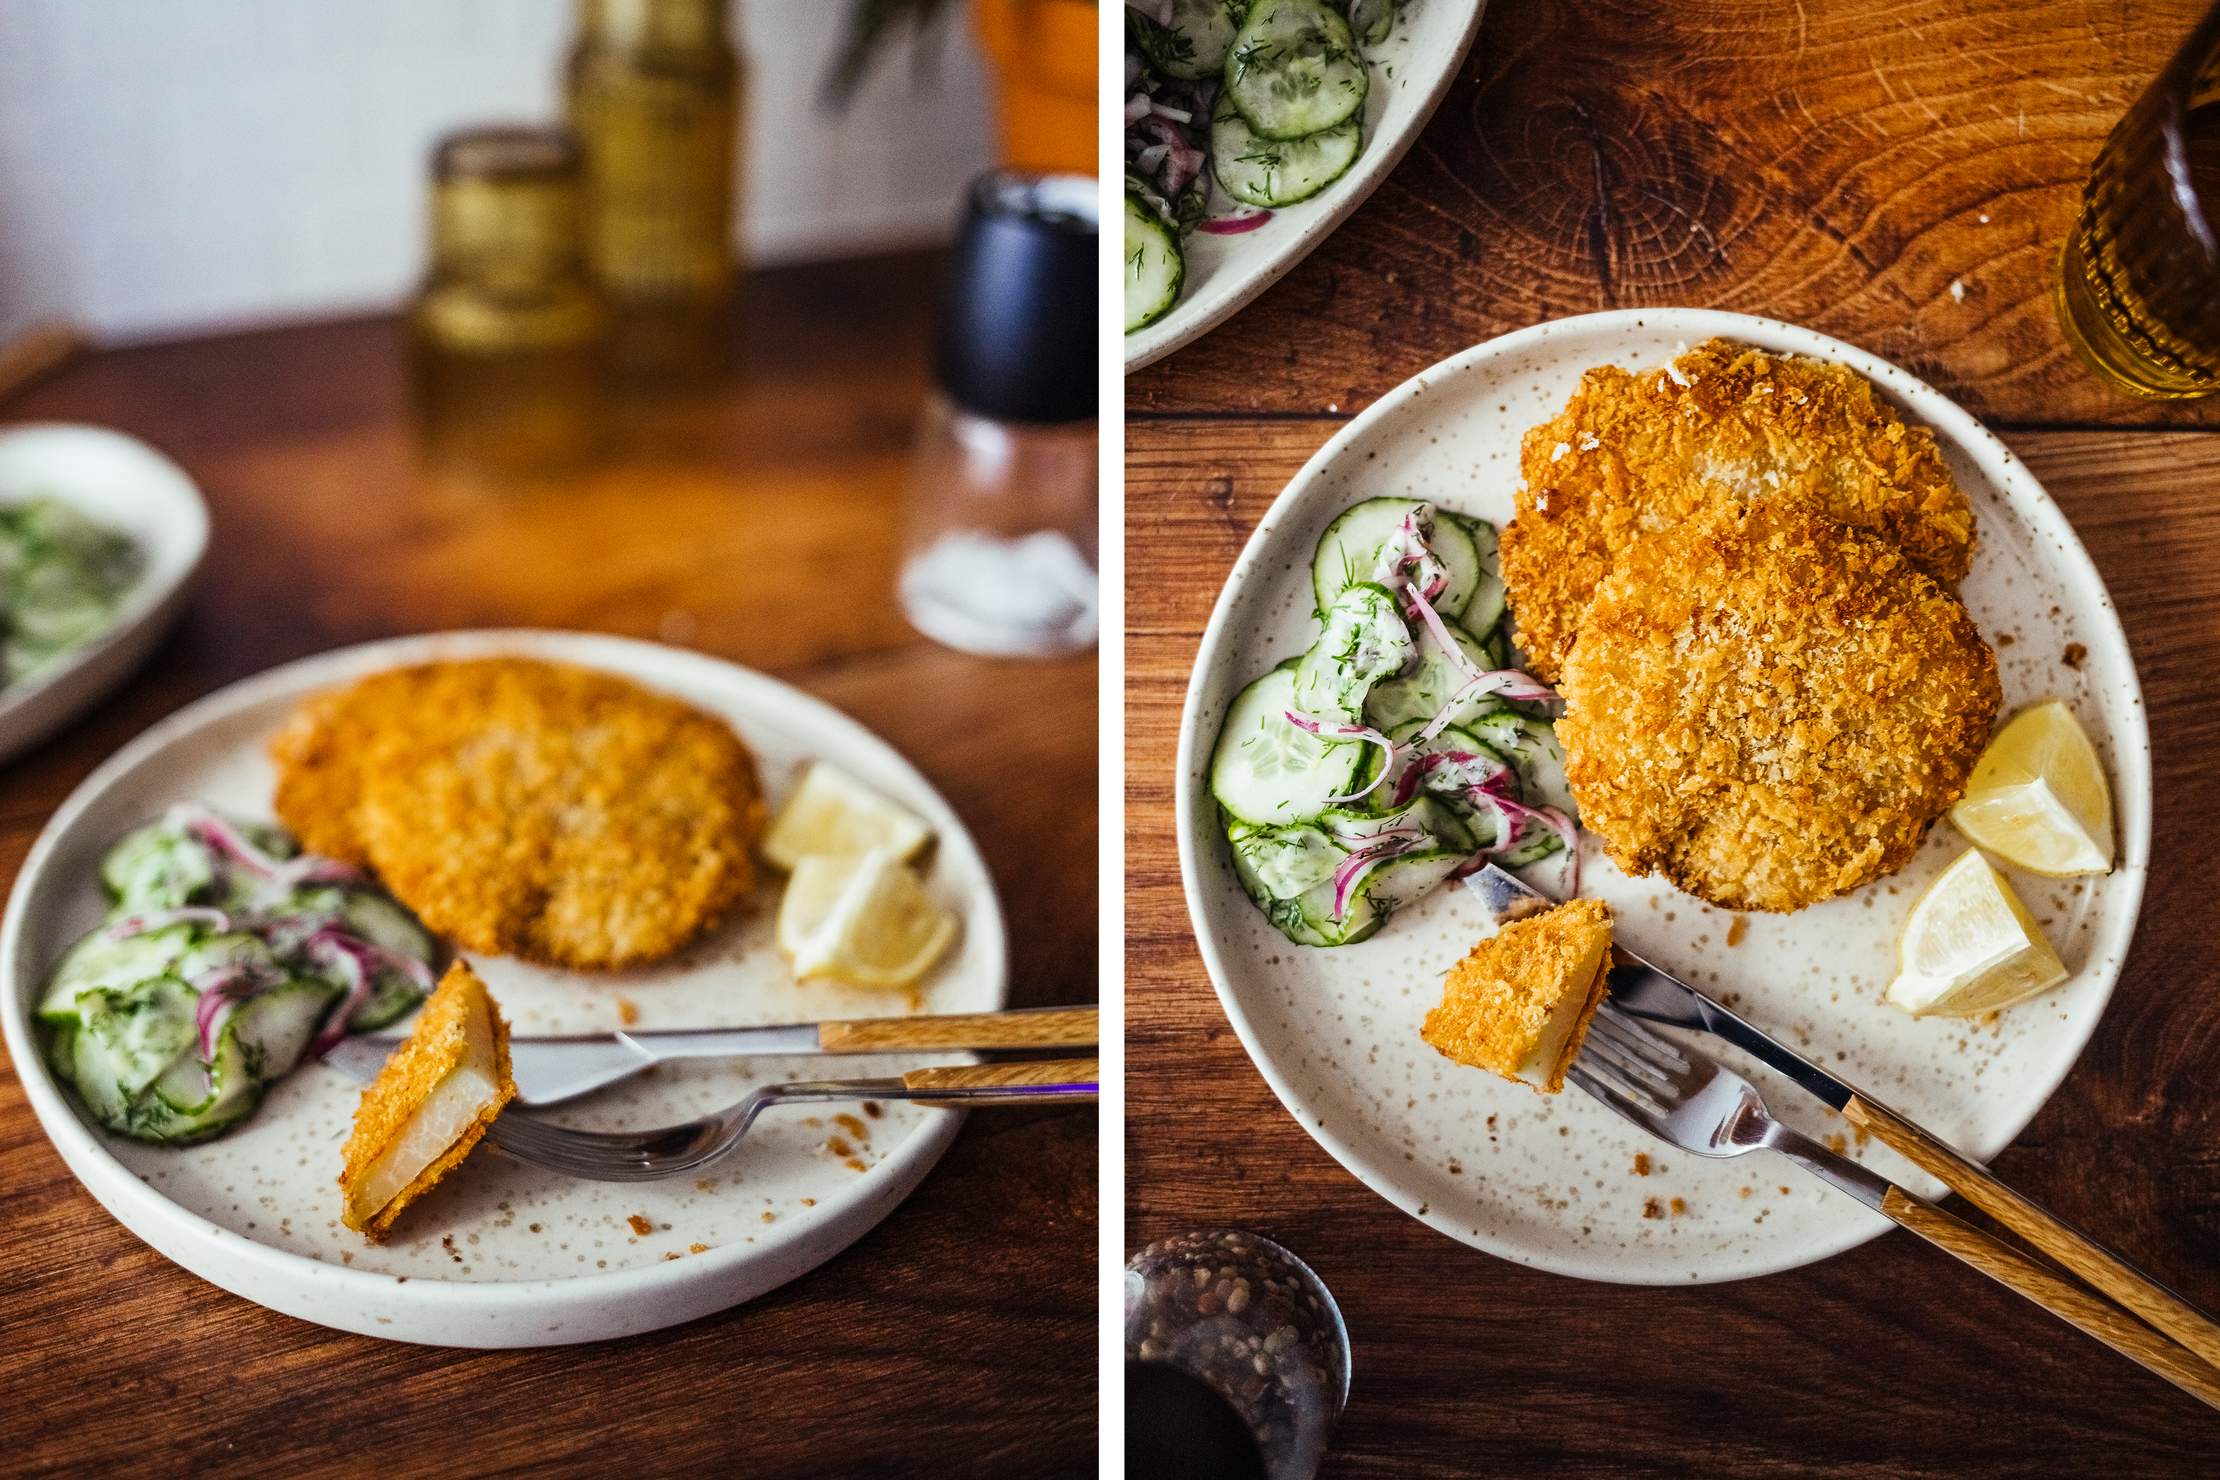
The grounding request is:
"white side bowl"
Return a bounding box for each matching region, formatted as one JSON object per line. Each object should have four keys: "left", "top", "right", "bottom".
{"left": 0, "top": 424, "right": 209, "bottom": 763}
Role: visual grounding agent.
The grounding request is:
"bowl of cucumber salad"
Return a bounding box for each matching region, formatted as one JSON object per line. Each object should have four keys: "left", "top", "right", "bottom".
{"left": 1204, "top": 498, "right": 1575, "bottom": 947}
{"left": 1123, "top": 0, "right": 1486, "bottom": 369}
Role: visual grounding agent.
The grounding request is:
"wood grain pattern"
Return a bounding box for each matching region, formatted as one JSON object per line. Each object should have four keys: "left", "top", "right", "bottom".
{"left": 818, "top": 1005, "right": 1099, "bottom": 1053}
{"left": 904, "top": 1057, "right": 1102, "bottom": 1104}
{"left": 1129, "top": 0, "right": 2220, "bottom": 430}
{"left": 1882, "top": 1189, "right": 2220, "bottom": 1414}
{"left": 1849, "top": 1094, "right": 2220, "bottom": 1374}
{"left": 1126, "top": 422, "right": 2220, "bottom": 1474}
{"left": 0, "top": 253, "right": 1096, "bottom": 1477}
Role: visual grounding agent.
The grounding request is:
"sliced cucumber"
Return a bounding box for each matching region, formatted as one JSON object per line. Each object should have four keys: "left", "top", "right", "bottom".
{"left": 1292, "top": 582, "right": 1412, "bottom": 721}
{"left": 1347, "top": 0, "right": 1398, "bottom": 46}
{"left": 1498, "top": 821, "right": 1567, "bottom": 869}
{"left": 138, "top": 1026, "right": 260, "bottom": 1143}
{"left": 1224, "top": 0, "right": 1367, "bottom": 141}
{"left": 1136, "top": 0, "right": 1246, "bottom": 80}
{"left": 1227, "top": 820, "right": 1341, "bottom": 902}
{"left": 1210, "top": 664, "right": 1369, "bottom": 827}
{"left": 1211, "top": 97, "right": 1361, "bottom": 207}
{"left": 1442, "top": 512, "right": 1507, "bottom": 634}
{"left": 1468, "top": 708, "right": 1578, "bottom": 821}
{"left": 39, "top": 922, "right": 198, "bottom": 1022}
{"left": 99, "top": 820, "right": 216, "bottom": 909}
{"left": 74, "top": 976, "right": 198, "bottom": 1101}
{"left": 1125, "top": 189, "right": 1184, "bottom": 334}
{"left": 1311, "top": 498, "right": 1482, "bottom": 619}
{"left": 231, "top": 978, "right": 341, "bottom": 1081}
{"left": 1287, "top": 845, "right": 1465, "bottom": 946}
{"left": 1364, "top": 617, "right": 1499, "bottom": 732}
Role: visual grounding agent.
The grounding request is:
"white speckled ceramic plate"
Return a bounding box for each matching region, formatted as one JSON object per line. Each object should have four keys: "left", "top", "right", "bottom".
{"left": 1123, "top": 0, "right": 1487, "bottom": 373}
{"left": 1175, "top": 310, "right": 2150, "bottom": 1284}
{"left": 1, "top": 631, "right": 1007, "bottom": 1345}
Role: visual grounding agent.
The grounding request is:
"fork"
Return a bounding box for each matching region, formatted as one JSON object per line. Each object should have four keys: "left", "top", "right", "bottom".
{"left": 488, "top": 1057, "right": 1097, "bottom": 1181}
{"left": 1571, "top": 1004, "right": 2220, "bottom": 1412}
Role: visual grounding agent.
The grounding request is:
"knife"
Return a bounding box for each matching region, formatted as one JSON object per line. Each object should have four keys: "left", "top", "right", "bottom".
{"left": 1465, "top": 863, "right": 2220, "bottom": 1370}
{"left": 321, "top": 1004, "right": 1097, "bottom": 1107}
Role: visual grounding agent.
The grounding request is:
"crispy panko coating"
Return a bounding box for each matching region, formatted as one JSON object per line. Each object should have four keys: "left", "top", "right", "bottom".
{"left": 1557, "top": 502, "right": 2000, "bottom": 913}
{"left": 1500, "top": 338, "right": 1976, "bottom": 680}
{"left": 340, "top": 961, "right": 514, "bottom": 1239}
{"left": 1422, "top": 899, "right": 1613, "bottom": 1094}
{"left": 273, "top": 658, "right": 766, "bottom": 969}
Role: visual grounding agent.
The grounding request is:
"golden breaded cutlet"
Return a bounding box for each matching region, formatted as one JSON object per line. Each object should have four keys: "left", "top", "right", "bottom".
{"left": 1499, "top": 338, "right": 1976, "bottom": 680}
{"left": 1556, "top": 501, "right": 2000, "bottom": 913}
{"left": 1422, "top": 898, "right": 1613, "bottom": 1094}
{"left": 340, "top": 960, "right": 514, "bottom": 1239}
{"left": 272, "top": 657, "right": 767, "bottom": 969}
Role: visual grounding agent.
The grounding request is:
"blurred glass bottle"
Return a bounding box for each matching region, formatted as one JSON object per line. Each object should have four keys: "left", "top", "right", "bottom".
{"left": 410, "top": 127, "right": 608, "bottom": 478}
{"left": 899, "top": 173, "right": 1097, "bottom": 659}
{"left": 566, "top": 0, "right": 743, "bottom": 376}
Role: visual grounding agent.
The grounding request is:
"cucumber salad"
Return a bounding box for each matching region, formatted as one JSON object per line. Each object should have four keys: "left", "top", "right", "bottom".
{"left": 1208, "top": 498, "right": 1579, "bottom": 946}
{"left": 38, "top": 806, "right": 441, "bottom": 1144}
{"left": 0, "top": 497, "right": 140, "bottom": 686}
{"left": 1125, "top": 0, "right": 1402, "bottom": 332}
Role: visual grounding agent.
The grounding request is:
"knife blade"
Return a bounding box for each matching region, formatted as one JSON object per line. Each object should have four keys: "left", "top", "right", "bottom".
{"left": 321, "top": 1005, "right": 1093, "bottom": 1107}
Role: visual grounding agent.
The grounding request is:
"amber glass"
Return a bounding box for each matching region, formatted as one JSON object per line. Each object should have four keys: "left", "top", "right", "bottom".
{"left": 2056, "top": 2, "right": 2220, "bottom": 400}
{"left": 410, "top": 128, "right": 607, "bottom": 478}
{"left": 566, "top": 0, "right": 743, "bottom": 307}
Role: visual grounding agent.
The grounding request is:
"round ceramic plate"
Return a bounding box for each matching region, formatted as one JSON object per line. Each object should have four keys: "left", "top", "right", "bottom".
{"left": 1123, "top": 0, "right": 1487, "bottom": 373}
{"left": 1175, "top": 310, "right": 2151, "bottom": 1284}
{"left": 0, "top": 424, "right": 208, "bottom": 765}
{"left": 2, "top": 630, "right": 1007, "bottom": 1345}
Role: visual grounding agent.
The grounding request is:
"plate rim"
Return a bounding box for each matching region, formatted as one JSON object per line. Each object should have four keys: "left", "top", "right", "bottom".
{"left": 0, "top": 628, "right": 1010, "bottom": 1343}
{"left": 1122, "top": 0, "right": 1489, "bottom": 373}
{"left": 1172, "top": 307, "right": 2153, "bottom": 1285}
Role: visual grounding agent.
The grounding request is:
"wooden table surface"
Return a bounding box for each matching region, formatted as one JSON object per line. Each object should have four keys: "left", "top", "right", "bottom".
{"left": 0, "top": 252, "right": 1097, "bottom": 1477}
{"left": 1129, "top": 3, "right": 2220, "bottom": 1475}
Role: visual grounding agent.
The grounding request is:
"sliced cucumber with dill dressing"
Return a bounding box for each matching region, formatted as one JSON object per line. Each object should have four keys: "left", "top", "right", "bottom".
{"left": 1441, "top": 512, "right": 1507, "bottom": 633}
{"left": 1211, "top": 97, "right": 1362, "bottom": 207}
{"left": 1124, "top": 190, "right": 1184, "bottom": 334}
{"left": 1347, "top": 0, "right": 1398, "bottom": 46}
{"left": 1136, "top": 0, "right": 1247, "bottom": 80}
{"left": 1319, "top": 795, "right": 1475, "bottom": 855}
{"left": 73, "top": 975, "right": 198, "bottom": 1103}
{"left": 139, "top": 1026, "right": 260, "bottom": 1143}
{"left": 1311, "top": 499, "right": 1483, "bottom": 619}
{"left": 39, "top": 922, "right": 197, "bottom": 1022}
{"left": 230, "top": 978, "right": 342, "bottom": 1081}
{"left": 1468, "top": 708, "right": 1578, "bottom": 821}
{"left": 1287, "top": 844, "right": 1466, "bottom": 946}
{"left": 1224, "top": 0, "right": 1368, "bottom": 141}
{"left": 1364, "top": 616, "right": 1501, "bottom": 733}
{"left": 1292, "top": 582, "right": 1412, "bottom": 721}
{"left": 1210, "top": 663, "right": 1367, "bottom": 827}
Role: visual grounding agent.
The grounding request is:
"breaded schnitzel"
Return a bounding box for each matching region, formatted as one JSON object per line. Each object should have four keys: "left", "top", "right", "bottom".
{"left": 1500, "top": 339, "right": 1976, "bottom": 680}
{"left": 272, "top": 658, "right": 765, "bottom": 969}
{"left": 1556, "top": 502, "right": 1999, "bottom": 913}
{"left": 1422, "top": 898, "right": 1612, "bottom": 1094}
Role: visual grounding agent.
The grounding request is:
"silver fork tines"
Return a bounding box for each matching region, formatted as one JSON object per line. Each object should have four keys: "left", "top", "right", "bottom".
{"left": 1569, "top": 1002, "right": 1893, "bottom": 1209}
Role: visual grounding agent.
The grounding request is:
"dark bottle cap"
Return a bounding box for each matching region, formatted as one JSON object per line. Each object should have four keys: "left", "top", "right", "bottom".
{"left": 1125, "top": 1360, "right": 1269, "bottom": 1480}
{"left": 934, "top": 171, "right": 1097, "bottom": 425}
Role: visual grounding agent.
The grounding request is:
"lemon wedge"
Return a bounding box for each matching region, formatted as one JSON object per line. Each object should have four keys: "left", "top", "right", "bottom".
{"left": 1885, "top": 849, "right": 2069, "bottom": 1018}
{"left": 1949, "top": 701, "right": 2113, "bottom": 877}
{"left": 763, "top": 763, "right": 934, "bottom": 872}
{"left": 777, "top": 847, "right": 957, "bottom": 988}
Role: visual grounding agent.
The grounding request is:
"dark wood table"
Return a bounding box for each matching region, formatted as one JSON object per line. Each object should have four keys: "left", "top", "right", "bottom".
{"left": 1129, "top": 3, "right": 2220, "bottom": 1474}
{"left": 0, "top": 252, "right": 1097, "bottom": 1477}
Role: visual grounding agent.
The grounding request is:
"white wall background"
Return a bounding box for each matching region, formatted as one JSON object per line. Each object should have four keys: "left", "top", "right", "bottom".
{"left": 0, "top": 0, "right": 993, "bottom": 344}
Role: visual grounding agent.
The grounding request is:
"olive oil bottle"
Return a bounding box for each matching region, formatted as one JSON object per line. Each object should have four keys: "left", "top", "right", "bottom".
{"left": 566, "top": 0, "right": 743, "bottom": 372}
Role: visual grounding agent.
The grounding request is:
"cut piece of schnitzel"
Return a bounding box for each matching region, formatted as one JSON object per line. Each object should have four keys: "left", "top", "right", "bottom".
{"left": 273, "top": 657, "right": 766, "bottom": 969}
{"left": 1499, "top": 338, "right": 1977, "bottom": 680}
{"left": 341, "top": 960, "right": 514, "bottom": 1240}
{"left": 1556, "top": 502, "right": 2000, "bottom": 913}
{"left": 1422, "top": 898, "right": 1612, "bottom": 1094}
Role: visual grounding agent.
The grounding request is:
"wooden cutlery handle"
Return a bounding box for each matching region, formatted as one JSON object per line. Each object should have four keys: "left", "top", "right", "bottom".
{"left": 819, "top": 1006, "right": 1097, "bottom": 1053}
{"left": 1848, "top": 1096, "right": 2220, "bottom": 1373}
{"left": 1883, "top": 1188, "right": 2220, "bottom": 1412}
{"left": 901, "top": 1057, "right": 1099, "bottom": 1107}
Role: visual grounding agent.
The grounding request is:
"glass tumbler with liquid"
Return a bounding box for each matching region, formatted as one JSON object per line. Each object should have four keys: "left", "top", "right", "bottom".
{"left": 2056, "top": 1, "right": 2220, "bottom": 399}
{"left": 899, "top": 173, "right": 1098, "bottom": 658}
